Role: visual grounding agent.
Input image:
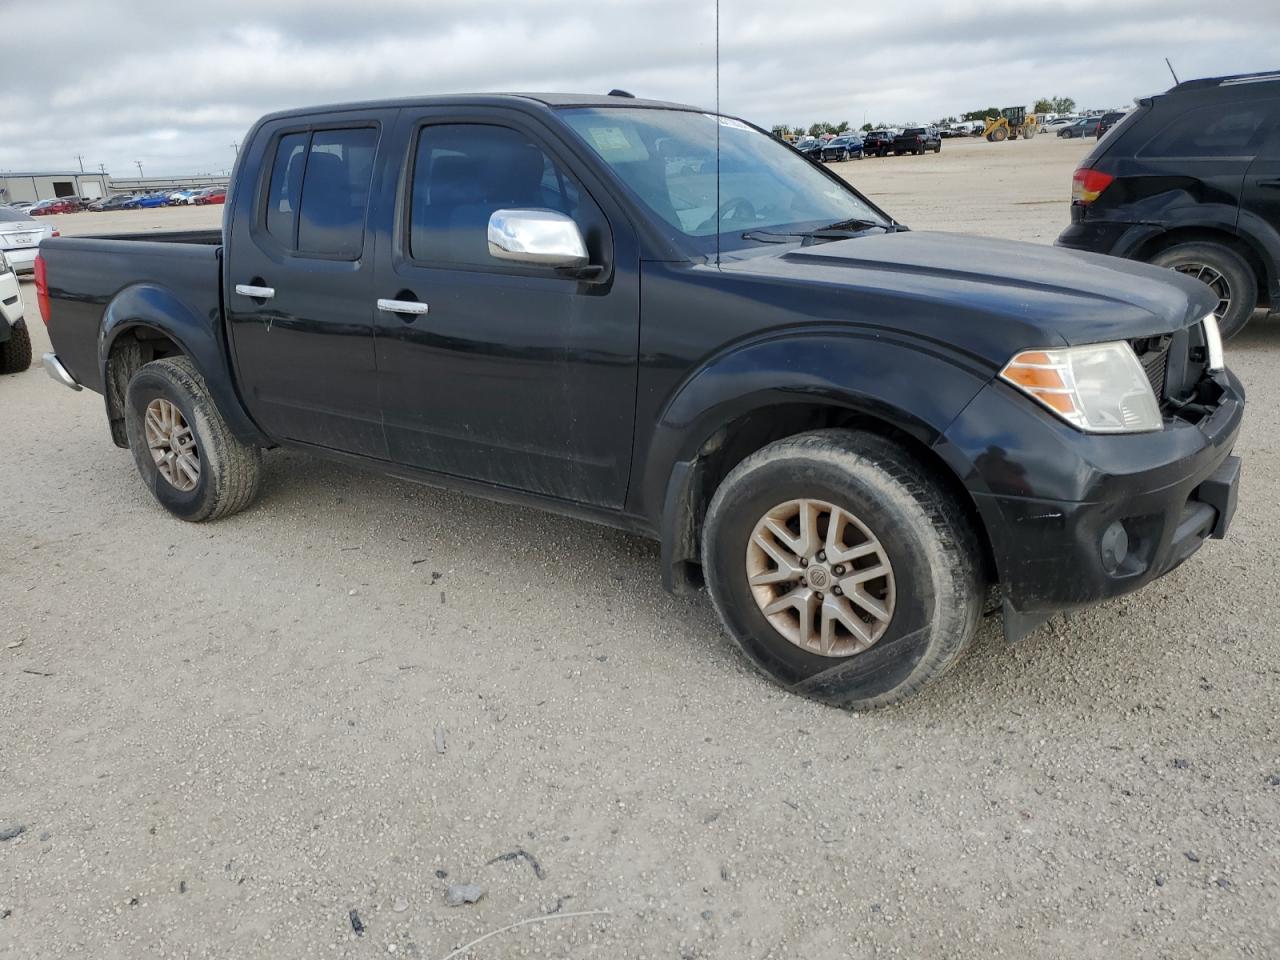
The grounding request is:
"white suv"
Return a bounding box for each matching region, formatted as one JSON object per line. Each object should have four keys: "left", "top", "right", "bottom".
{"left": 0, "top": 250, "right": 31, "bottom": 373}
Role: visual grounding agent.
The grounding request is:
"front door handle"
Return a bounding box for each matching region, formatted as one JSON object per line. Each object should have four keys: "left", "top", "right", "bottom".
{"left": 1257, "top": 178, "right": 1280, "bottom": 190}
{"left": 376, "top": 298, "right": 430, "bottom": 316}
{"left": 235, "top": 284, "right": 275, "bottom": 299}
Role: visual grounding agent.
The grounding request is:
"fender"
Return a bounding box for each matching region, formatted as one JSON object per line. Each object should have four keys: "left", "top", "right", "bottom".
{"left": 99, "top": 283, "right": 268, "bottom": 447}
{"left": 1106, "top": 201, "right": 1241, "bottom": 259}
{"left": 1234, "top": 208, "right": 1280, "bottom": 300}
{"left": 641, "top": 331, "right": 993, "bottom": 591}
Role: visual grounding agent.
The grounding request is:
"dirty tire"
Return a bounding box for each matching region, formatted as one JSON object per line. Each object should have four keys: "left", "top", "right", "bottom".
{"left": 0, "top": 320, "right": 32, "bottom": 374}
{"left": 1148, "top": 241, "right": 1257, "bottom": 339}
{"left": 124, "top": 356, "right": 261, "bottom": 522}
{"left": 702, "top": 429, "right": 983, "bottom": 709}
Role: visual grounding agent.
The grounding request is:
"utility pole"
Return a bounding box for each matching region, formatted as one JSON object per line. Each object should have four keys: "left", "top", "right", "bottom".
{"left": 75, "top": 153, "right": 85, "bottom": 173}
{"left": 134, "top": 160, "right": 144, "bottom": 178}
{"left": 231, "top": 141, "right": 239, "bottom": 155}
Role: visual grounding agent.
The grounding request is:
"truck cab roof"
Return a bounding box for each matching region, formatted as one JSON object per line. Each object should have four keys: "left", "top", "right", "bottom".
{"left": 256, "top": 91, "right": 700, "bottom": 125}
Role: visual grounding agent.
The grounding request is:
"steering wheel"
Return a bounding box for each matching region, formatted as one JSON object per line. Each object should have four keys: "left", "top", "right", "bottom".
{"left": 695, "top": 196, "right": 756, "bottom": 234}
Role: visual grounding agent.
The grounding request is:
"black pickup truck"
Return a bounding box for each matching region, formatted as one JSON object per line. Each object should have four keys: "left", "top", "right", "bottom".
{"left": 37, "top": 92, "right": 1243, "bottom": 709}
{"left": 893, "top": 126, "right": 943, "bottom": 155}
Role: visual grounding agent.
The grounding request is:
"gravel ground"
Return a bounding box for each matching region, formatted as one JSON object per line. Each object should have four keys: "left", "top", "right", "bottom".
{"left": 2, "top": 135, "right": 1277, "bottom": 959}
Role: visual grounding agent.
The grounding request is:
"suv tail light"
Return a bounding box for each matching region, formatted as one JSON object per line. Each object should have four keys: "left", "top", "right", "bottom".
{"left": 34, "top": 253, "right": 51, "bottom": 325}
{"left": 1072, "top": 167, "right": 1114, "bottom": 204}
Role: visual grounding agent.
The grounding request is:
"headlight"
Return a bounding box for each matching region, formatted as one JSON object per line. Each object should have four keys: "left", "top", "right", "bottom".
{"left": 1202, "top": 314, "right": 1224, "bottom": 372}
{"left": 1000, "top": 341, "right": 1162, "bottom": 433}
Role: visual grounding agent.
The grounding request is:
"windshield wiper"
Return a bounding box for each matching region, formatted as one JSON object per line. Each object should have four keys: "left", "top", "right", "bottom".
{"left": 741, "top": 218, "right": 896, "bottom": 245}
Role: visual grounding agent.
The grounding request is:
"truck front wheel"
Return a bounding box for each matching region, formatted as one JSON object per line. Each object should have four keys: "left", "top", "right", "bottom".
{"left": 701, "top": 429, "right": 983, "bottom": 708}
{"left": 123, "top": 356, "right": 262, "bottom": 522}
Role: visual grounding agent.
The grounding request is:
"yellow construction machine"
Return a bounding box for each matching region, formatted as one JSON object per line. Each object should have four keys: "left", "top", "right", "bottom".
{"left": 982, "top": 106, "right": 1039, "bottom": 142}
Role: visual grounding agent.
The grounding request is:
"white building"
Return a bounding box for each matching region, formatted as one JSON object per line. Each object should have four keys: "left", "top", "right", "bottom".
{"left": 0, "top": 171, "right": 111, "bottom": 204}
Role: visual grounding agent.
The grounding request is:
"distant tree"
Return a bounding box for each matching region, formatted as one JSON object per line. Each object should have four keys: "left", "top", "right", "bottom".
{"left": 808, "top": 122, "right": 825, "bottom": 137}
{"left": 770, "top": 124, "right": 790, "bottom": 138}
{"left": 861, "top": 122, "right": 874, "bottom": 132}
{"left": 1034, "top": 98, "right": 1053, "bottom": 113}
{"left": 1051, "top": 96, "right": 1076, "bottom": 114}
{"left": 834, "top": 120, "right": 850, "bottom": 133}
{"left": 962, "top": 106, "right": 1001, "bottom": 122}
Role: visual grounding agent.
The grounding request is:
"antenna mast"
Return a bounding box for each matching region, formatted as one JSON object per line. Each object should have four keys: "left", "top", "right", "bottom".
{"left": 715, "top": 0, "right": 721, "bottom": 267}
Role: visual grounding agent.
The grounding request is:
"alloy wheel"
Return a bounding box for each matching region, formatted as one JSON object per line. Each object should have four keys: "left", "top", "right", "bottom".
{"left": 144, "top": 397, "right": 200, "bottom": 491}
{"left": 1172, "top": 262, "right": 1231, "bottom": 320}
{"left": 745, "top": 498, "right": 896, "bottom": 657}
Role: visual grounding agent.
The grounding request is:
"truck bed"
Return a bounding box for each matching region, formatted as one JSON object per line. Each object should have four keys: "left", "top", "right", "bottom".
{"left": 40, "top": 232, "right": 224, "bottom": 395}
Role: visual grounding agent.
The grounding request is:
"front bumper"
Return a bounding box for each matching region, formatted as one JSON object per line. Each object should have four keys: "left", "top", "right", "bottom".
{"left": 940, "top": 369, "right": 1245, "bottom": 640}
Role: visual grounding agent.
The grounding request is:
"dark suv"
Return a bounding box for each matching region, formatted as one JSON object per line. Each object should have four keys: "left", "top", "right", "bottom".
{"left": 1058, "top": 70, "right": 1279, "bottom": 337}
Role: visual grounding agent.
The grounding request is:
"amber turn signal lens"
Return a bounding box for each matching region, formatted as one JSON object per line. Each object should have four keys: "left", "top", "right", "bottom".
{"left": 1000, "top": 350, "right": 1081, "bottom": 424}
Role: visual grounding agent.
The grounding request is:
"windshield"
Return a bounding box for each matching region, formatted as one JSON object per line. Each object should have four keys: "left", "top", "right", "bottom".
{"left": 560, "top": 107, "right": 886, "bottom": 255}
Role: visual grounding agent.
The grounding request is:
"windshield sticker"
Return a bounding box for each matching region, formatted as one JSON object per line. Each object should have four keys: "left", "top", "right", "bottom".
{"left": 705, "top": 114, "right": 752, "bottom": 131}
{"left": 586, "top": 128, "right": 634, "bottom": 154}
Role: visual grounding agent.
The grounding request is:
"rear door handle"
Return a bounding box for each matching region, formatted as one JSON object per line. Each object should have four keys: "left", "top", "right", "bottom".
{"left": 235, "top": 284, "right": 275, "bottom": 299}
{"left": 1258, "top": 178, "right": 1280, "bottom": 189}
{"left": 376, "top": 298, "right": 430, "bottom": 316}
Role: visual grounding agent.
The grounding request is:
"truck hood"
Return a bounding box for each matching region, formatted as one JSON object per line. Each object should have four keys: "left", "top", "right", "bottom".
{"left": 720, "top": 230, "right": 1216, "bottom": 350}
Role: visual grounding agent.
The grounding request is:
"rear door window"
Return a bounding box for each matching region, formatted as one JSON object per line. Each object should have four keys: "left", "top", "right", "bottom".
{"left": 259, "top": 125, "right": 378, "bottom": 258}
{"left": 1138, "top": 102, "right": 1275, "bottom": 159}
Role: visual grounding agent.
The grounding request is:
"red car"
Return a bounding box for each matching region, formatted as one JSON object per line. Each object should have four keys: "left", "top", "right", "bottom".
{"left": 29, "top": 198, "right": 84, "bottom": 216}
{"left": 193, "top": 187, "right": 226, "bottom": 206}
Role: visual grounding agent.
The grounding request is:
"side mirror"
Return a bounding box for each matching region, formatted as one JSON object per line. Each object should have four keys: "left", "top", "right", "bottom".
{"left": 487, "top": 209, "right": 589, "bottom": 269}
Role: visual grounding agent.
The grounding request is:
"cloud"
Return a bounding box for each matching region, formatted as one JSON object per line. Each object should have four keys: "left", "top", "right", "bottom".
{"left": 3, "top": 0, "right": 1277, "bottom": 175}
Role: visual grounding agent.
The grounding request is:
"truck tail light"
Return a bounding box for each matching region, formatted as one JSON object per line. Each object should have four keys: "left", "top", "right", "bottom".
{"left": 34, "top": 253, "right": 51, "bottom": 325}
{"left": 1072, "top": 167, "right": 1114, "bottom": 204}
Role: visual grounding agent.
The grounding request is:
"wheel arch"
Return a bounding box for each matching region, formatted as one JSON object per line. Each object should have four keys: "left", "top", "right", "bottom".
{"left": 1126, "top": 223, "right": 1274, "bottom": 308}
{"left": 646, "top": 336, "right": 997, "bottom": 594}
{"left": 99, "top": 284, "right": 267, "bottom": 449}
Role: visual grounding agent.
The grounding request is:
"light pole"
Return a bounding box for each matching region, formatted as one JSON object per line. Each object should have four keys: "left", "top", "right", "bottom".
{"left": 134, "top": 160, "right": 144, "bottom": 178}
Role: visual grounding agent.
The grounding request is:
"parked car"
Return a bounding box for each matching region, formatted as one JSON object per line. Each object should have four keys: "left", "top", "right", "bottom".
{"left": 0, "top": 250, "right": 31, "bottom": 373}
{"left": 37, "top": 91, "right": 1242, "bottom": 710}
{"left": 193, "top": 186, "right": 227, "bottom": 205}
{"left": 0, "top": 205, "right": 56, "bottom": 273}
{"left": 792, "top": 137, "right": 823, "bottom": 161}
{"left": 170, "top": 190, "right": 203, "bottom": 205}
{"left": 862, "top": 130, "right": 894, "bottom": 157}
{"left": 1058, "top": 117, "right": 1102, "bottom": 138}
{"left": 1095, "top": 111, "right": 1127, "bottom": 138}
{"left": 1058, "top": 70, "right": 1279, "bottom": 338}
{"left": 116, "top": 195, "right": 145, "bottom": 210}
{"left": 1042, "top": 117, "right": 1077, "bottom": 133}
{"left": 893, "top": 126, "right": 942, "bottom": 155}
{"left": 819, "top": 134, "right": 864, "bottom": 162}
{"left": 29, "top": 197, "right": 83, "bottom": 215}
{"left": 135, "top": 193, "right": 172, "bottom": 209}
{"left": 8, "top": 201, "right": 36, "bottom": 212}
{"left": 88, "top": 194, "right": 139, "bottom": 212}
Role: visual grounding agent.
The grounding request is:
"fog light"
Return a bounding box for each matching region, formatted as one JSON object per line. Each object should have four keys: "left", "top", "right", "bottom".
{"left": 1100, "top": 521, "right": 1129, "bottom": 574}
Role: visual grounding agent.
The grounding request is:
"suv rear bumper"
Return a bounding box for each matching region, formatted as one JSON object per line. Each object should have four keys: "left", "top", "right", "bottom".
{"left": 1056, "top": 217, "right": 1164, "bottom": 259}
{"left": 940, "top": 369, "right": 1245, "bottom": 640}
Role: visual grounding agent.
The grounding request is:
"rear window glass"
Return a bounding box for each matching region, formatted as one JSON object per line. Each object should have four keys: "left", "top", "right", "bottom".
{"left": 265, "top": 132, "right": 307, "bottom": 244}
{"left": 1138, "top": 102, "right": 1275, "bottom": 159}
{"left": 297, "top": 128, "right": 378, "bottom": 257}
{"left": 260, "top": 126, "right": 378, "bottom": 258}
{"left": 0, "top": 207, "right": 36, "bottom": 222}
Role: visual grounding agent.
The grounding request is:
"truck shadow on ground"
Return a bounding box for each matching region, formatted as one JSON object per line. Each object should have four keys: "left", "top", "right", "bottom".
{"left": 239, "top": 442, "right": 1226, "bottom": 720}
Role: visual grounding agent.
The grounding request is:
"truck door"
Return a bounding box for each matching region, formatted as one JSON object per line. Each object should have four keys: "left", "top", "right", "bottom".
{"left": 225, "top": 110, "right": 397, "bottom": 458}
{"left": 369, "top": 107, "right": 640, "bottom": 508}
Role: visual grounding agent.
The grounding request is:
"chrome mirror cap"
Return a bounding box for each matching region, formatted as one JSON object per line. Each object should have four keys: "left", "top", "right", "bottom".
{"left": 487, "top": 209, "right": 589, "bottom": 268}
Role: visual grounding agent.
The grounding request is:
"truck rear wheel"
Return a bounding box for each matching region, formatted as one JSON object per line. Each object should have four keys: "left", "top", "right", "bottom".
{"left": 123, "top": 356, "right": 262, "bottom": 522}
{"left": 701, "top": 429, "right": 983, "bottom": 709}
{"left": 0, "top": 320, "right": 32, "bottom": 374}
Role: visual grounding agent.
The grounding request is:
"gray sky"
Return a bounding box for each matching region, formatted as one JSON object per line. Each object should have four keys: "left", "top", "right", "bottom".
{"left": 4, "top": 0, "right": 1278, "bottom": 177}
